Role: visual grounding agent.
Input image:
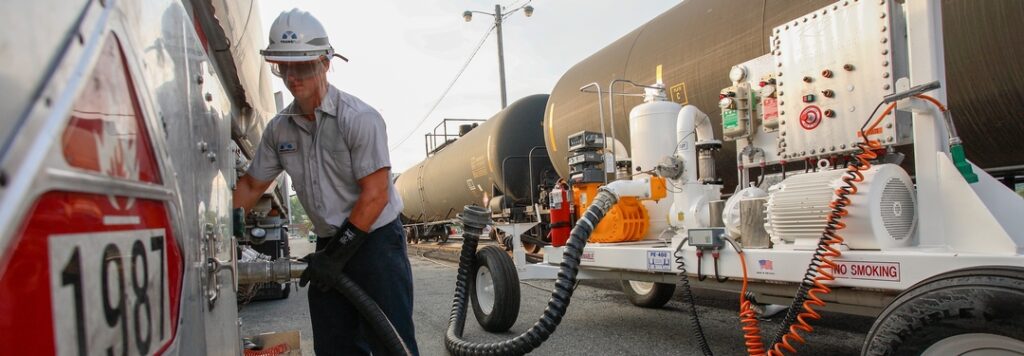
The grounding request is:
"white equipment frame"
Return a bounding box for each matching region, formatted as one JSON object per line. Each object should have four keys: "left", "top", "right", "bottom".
{"left": 495, "top": 0, "right": 1024, "bottom": 315}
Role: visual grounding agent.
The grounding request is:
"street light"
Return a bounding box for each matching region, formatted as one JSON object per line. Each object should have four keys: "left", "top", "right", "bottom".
{"left": 463, "top": 2, "right": 534, "bottom": 109}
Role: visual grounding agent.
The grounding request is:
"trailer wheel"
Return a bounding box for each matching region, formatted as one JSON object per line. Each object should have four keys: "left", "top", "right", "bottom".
{"left": 621, "top": 280, "right": 675, "bottom": 309}
{"left": 862, "top": 266, "right": 1024, "bottom": 356}
{"left": 470, "top": 246, "right": 520, "bottom": 332}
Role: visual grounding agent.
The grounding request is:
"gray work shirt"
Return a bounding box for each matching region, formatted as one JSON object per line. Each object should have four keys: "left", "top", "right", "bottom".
{"left": 247, "top": 85, "right": 403, "bottom": 236}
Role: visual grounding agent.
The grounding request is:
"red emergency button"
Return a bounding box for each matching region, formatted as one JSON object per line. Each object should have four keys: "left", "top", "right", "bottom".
{"left": 800, "top": 106, "right": 823, "bottom": 130}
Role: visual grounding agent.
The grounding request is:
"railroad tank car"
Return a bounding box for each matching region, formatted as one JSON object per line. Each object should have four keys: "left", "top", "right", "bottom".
{"left": 396, "top": 94, "right": 555, "bottom": 222}
{"left": 544, "top": 0, "right": 1024, "bottom": 189}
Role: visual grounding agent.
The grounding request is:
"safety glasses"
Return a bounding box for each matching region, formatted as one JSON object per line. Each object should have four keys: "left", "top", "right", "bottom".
{"left": 270, "top": 60, "right": 326, "bottom": 79}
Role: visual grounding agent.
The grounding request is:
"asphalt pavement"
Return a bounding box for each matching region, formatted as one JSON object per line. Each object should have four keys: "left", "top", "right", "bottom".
{"left": 240, "top": 238, "right": 873, "bottom": 355}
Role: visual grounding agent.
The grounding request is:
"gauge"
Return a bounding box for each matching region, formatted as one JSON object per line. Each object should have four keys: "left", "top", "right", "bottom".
{"left": 247, "top": 228, "right": 264, "bottom": 239}
{"left": 719, "top": 97, "right": 734, "bottom": 108}
{"left": 729, "top": 65, "right": 747, "bottom": 83}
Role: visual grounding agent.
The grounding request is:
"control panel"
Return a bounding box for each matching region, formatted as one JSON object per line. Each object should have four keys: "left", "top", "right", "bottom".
{"left": 758, "top": 73, "right": 780, "bottom": 131}
{"left": 688, "top": 228, "right": 726, "bottom": 250}
{"left": 567, "top": 131, "right": 607, "bottom": 184}
{"left": 770, "top": 0, "right": 909, "bottom": 160}
{"left": 720, "top": 80, "right": 755, "bottom": 141}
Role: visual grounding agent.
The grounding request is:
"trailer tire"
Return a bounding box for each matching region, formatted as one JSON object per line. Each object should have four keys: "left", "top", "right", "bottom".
{"left": 470, "top": 246, "right": 521, "bottom": 332}
{"left": 862, "top": 266, "right": 1024, "bottom": 356}
{"left": 621, "top": 280, "right": 675, "bottom": 309}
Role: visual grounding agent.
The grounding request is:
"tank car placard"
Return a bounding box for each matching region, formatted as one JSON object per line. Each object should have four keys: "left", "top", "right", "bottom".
{"left": 48, "top": 229, "right": 172, "bottom": 356}
{"left": 646, "top": 251, "right": 672, "bottom": 272}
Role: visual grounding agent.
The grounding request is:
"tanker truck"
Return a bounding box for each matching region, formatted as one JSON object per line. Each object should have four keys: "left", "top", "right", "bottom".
{"left": 0, "top": 0, "right": 298, "bottom": 353}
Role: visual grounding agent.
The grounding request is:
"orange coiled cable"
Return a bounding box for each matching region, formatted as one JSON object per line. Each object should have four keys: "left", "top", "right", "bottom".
{"left": 737, "top": 251, "right": 766, "bottom": 355}
{"left": 768, "top": 102, "right": 890, "bottom": 355}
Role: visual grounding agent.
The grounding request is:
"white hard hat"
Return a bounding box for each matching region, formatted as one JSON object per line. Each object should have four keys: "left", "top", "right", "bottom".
{"left": 261, "top": 8, "right": 348, "bottom": 62}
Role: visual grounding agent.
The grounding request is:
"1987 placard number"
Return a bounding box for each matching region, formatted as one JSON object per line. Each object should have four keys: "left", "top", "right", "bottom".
{"left": 48, "top": 229, "right": 171, "bottom": 356}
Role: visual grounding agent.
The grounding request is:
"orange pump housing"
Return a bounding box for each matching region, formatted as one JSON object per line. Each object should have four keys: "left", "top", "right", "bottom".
{"left": 572, "top": 183, "right": 649, "bottom": 243}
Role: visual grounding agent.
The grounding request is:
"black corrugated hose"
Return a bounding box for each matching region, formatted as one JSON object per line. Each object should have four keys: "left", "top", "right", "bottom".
{"left": 308, "top": 229, "right": 412, "bottom": 355}
{"left": 302, "top": 221, "right": 412, "bottom": 355}
{"left": 445, "top": 191, "right": 618, "bottom": 356}
{"left": 320, "top": 272, "right": 412, "bottom": 356}
{"left": 674, "top": 239, "right": 714, "bottom": 356}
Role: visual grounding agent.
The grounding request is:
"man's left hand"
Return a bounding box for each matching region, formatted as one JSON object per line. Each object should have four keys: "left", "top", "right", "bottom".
{"left": 297, "top": 221, "right": 370, "bottom": 291}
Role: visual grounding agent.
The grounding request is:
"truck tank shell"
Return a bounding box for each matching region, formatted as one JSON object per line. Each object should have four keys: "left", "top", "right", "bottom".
{"left": 397, "top": 94, "right": 553, "bottom": 223}
{"left": 0, "top": 0, "right": 283, "bottom": 354}
{"left": 544, "top": 0, "right": 1024, "bottom": 189}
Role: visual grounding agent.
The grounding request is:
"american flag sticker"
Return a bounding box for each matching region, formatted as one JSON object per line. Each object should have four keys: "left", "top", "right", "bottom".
{"left": 758, "top": 259, "right": 773, "bottom": 271}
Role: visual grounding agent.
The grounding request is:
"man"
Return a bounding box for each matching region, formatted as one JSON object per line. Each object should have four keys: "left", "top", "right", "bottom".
{"left": 233, "top": 9, "right": 418, "bottom": 355}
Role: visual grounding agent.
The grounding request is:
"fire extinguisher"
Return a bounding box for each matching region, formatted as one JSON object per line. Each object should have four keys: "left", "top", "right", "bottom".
{"left": 549, "top": 182, "right": 571, "bottom": 247}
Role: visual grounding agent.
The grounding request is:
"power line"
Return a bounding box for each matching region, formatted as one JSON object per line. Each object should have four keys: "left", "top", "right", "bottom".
{"left": 505, "top": 0, "right": 532, "bottom": 12}
{"left": 389, "top": 24, "right": 497, "bottom": 152}
{"left": 505, "top": 0, "right": 525, "bottom": 10}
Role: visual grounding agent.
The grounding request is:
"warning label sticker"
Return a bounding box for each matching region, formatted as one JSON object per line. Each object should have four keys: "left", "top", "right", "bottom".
{"left": 647, "top": 250, "right": 672, "bottom": 272}
{"left": 835, "top": 261, "right": 900, "bottom": 282}
{"left": 581, "top": 251, "right": 595, "bottom": 263}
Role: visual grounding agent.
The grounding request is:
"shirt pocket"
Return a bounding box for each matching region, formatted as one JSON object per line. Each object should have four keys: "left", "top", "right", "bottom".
{"left": 322, "top": 119, "right": 349, "bottom": 153}
{"left": 280, "top": 152, "right": 305, "bottom": 183}
{"left": 320, "top": 119, "right": 356, "bottom": 180}
{"left": 324, "top": 149, "right": 355, "bottom": 181}
{"left": 325, "top": 136, "right": 349, "bottom": 153}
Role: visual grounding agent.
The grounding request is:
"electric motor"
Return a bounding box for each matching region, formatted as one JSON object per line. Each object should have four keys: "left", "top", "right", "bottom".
{"left": 764, "top": 164, "right": 917, "bottom": 250}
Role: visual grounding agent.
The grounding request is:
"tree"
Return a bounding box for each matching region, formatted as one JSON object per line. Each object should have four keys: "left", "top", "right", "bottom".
{"left": 289, "top": 195, "right": 313, "bottom": 236}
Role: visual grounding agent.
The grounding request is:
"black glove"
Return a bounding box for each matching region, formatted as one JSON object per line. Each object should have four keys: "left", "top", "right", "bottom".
{"left": 298, "top": 220, "right": 370, "bottom": 290}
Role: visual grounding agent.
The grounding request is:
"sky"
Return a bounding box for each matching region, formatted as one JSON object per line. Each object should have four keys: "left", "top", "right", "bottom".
{"left": 257, "top": 0, "right": 682, "bottom": 172}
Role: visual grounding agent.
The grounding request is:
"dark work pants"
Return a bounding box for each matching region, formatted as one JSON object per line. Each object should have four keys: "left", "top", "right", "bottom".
{"left": 309, "top": 218, "right": 419, "bottom": 355}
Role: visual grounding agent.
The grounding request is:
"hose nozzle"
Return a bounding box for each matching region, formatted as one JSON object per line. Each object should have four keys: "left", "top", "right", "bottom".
{"left": 950, "top": 143, "right": 978, "bottom": 184}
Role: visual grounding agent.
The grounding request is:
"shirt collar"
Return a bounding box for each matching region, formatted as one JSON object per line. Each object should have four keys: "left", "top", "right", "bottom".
{"left": 284, "top": 103, "right": 313, "bottom": 134}
{"left": 316, "top": 85, "right": 340, "bottom": 119}
{"left": 286, "top": 85, "right": 339, "bottom": 133}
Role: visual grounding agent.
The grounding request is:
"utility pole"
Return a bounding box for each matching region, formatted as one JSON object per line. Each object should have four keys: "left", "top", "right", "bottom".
{"left": 495, "top": 4, "right": 508, "bottom": 108}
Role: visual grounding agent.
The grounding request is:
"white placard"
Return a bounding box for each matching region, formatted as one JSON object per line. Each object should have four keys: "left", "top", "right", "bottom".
{"left": 48, "top": 229, "right": 172, "bottom": 356}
